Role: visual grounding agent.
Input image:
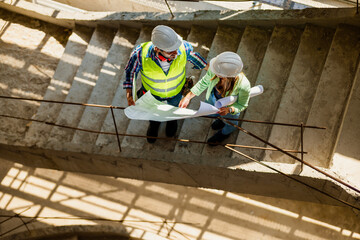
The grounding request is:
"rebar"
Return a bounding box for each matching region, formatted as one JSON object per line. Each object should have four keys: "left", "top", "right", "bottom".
{"left": 110, "top": 106, "right": 121, "bottom": 152}
{"left": 0, "top": 95, "right": 326, "bottom": 129}
{"left": 0, "top": 113, "right": 304, "bottom": 154}
{"left": 221, "top": 117, "right": 360, "bottom": 195}
{"left": 225, "top": 145, "right": 360, "bottom": 211}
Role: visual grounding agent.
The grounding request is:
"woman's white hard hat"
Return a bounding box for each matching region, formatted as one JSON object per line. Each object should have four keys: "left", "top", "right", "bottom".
{"left": 151, "top": 25, "right": 183, "bottom": 52}
{"left": 209, "top": 52, "right": 243, "bottom": 78}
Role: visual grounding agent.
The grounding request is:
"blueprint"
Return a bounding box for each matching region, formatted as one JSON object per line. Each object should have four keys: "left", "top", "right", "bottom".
{"left": 125, "top": 91, "right": 231, "bottom": 122}
{"left": 124, "top": 85, "right": 263, "bottom": 122}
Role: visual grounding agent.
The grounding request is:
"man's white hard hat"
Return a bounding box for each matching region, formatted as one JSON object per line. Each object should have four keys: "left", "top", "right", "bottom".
{"left": 209, "top": 52, "right": 243, "bottom": 78}
{"left": 151, "top": 25, "right": 183, "bottom": 52}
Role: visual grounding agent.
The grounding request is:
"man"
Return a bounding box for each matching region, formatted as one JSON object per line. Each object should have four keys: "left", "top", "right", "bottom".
{"left": 124, "top": 25, "right": 207, "bottom": 143}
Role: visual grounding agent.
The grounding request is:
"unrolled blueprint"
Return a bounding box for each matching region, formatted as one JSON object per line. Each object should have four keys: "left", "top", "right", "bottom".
{"left": 124, "top": 91, "right": 236, "bottom": 122}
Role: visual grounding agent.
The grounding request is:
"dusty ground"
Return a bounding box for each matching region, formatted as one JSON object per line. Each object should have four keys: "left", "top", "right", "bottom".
{"left": 0, "top": 6, "right": 360, "bottom": 240}
{"left": 0, "top": 8, "right": 70, "bottom": 144}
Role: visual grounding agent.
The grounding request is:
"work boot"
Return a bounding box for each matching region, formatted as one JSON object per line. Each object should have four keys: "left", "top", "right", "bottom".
{"left": 207, "top": 130, "right": 230, "bottom": 146}
{"left": 147, "top": 121, "right": 160, "bottom": 143}
{"left": 211, "top": 119, "right": 225, "bottom": 130}
{"left": 166, "top": 120, "right": 178, "bottom": 137}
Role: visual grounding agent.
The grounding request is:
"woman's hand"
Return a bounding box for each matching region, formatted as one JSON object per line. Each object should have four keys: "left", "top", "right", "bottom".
{"left": 179, "top": 91, "right": 196, "bottom": 108}
{"left": 218, "top": 107, "right": 233, "bottom": 116}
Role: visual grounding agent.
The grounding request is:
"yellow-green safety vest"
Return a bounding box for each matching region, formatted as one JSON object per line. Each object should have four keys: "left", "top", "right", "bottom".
{"left": 140, "top": 42, "right": 187, "bottom": 98}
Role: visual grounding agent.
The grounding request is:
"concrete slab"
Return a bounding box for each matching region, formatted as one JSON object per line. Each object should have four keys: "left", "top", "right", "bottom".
{"left": 72, "top": 26, "right": 139, "bottom": 145}
{"left": 175, "top": 25, "right": 243, "bottom": 156}
{"left": 1, "top": 142, "right": 359, "bottom": 208}
{"left": 46, "top": 27, "right": 115, "bottom": 146}
{"left": 119, "top": 26, "right": 153, "bottom": 150}
{"left": 232, "top": 26, "right": 302, "bottom": 162}
{"left": 23, "top": 25, "right": 93, "bottom": 147}
{"left": 264, "top": 25, "right": 334, "bottom": 164}
{"left": 303, "top": 24, "right": 360, "bottom": 168}
{"left": 331, "top": 60, "right": 360, "bottom": 189}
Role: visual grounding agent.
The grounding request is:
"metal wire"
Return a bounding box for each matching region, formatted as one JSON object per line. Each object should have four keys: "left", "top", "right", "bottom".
{"left": 225, "top": 145, "right": 360, "bottom": 211}
{"left": 220, "top": 117, "right": 360, "bottom": 195}
{"left": 0, "top": 95, "right": 326, "bottom": 129}
{"left": 0, "top": 113, "right": 305, "bottom": 154}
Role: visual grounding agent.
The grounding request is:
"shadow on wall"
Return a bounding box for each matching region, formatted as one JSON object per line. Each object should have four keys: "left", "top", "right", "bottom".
{"left": 0, "top": 159, "right": 359, "bottom": 240}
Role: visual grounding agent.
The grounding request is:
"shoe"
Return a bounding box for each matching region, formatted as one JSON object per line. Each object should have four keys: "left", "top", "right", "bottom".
{"left": 211, "top": 119, "right": 225, "bottom": 130}
{"left": 166, "top": 120, "right": 178, "bottom": 137}
{"left": 207, "top": 130, "right": 230, "bottom": 146}
{"left": 147, "top": 121, "right": 160, "bottom": 143}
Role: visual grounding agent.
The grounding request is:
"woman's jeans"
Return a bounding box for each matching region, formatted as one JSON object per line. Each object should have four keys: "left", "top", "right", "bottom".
{"left": 206, "top": 92, "right": 240, "bottom": 135}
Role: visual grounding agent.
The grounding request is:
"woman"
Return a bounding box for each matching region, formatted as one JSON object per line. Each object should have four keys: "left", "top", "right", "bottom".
{"left": 179, "top": 52, "right": 251, "bottom": 145}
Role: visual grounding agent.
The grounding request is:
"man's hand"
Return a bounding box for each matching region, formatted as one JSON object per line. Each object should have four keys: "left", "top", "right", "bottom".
{"left": 126, "top": 89, "right": 135, "bottom": 106}
{"left": 218, "top": 107, "right": 232, "bottom": 116}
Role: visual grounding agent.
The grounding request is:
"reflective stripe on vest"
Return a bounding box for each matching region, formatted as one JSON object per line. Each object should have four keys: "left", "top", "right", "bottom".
{"left": 140, "top": 42, "right": 187, "bottom": 98}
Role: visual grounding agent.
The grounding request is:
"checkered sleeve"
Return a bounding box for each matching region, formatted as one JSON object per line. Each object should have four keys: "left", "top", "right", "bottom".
{"left": 124, "top": 45, "right": 142, "bottom": 89}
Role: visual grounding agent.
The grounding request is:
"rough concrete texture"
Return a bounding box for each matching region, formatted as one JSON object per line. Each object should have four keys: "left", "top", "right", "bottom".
{"left": 0, "top": 9, "right": 70, "bottom": 145}
{"left": 1, "top": 142, "right": 359, "bottom": 209}
{"left": 2, "top": 224, "right": 129, "bottom": 240}
{"left": 233, "top": 26, "right": 302, "bottom": 162}
{"left": 72, "top": 26, "right": 139, "bottom": 145}
{"left": 331, "top": 62, "right": 360, "bottom": 191}
{"left": 0, "top": 159, "right": 359, "bottom": 240}
{"left": 236, "top": 26, "right": 272, "bottom": 86}
{"left": 175, "top": 25, "right": 243, "bottom": 156}
{"left": 2, "top": 0, "right": 360, "bottom": 30}
{"left": 303, "top": 24, "right": 360, "bottom": 168}
{"left": 118, "top": 27, "right": 152, "bottom": 150}
{"left": 95, "top": 26, "right": 152, "bottom": 150}
{"left": 24, "top": 25, "right": 93, "bottom": 147}
{"left": 264, "top": 25, "right": 334, "bottom": 164}
{"left": 2, "top": 3, "right": 360, "bottom": 213}
{"left": 47, "top": 27, "right": 116, "bottom": 145}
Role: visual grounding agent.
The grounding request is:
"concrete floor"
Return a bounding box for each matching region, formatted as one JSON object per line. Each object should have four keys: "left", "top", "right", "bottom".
{"left": 1, "top": 5, "right": 360, "bottom": 240}
{"left": 0, "top": 158, "right": 360, "bottom": 240}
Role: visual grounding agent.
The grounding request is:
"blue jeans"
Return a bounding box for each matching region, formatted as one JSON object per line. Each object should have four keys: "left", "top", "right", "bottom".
{"left": 206, "top": 92, "right": 240, "bottom": 135}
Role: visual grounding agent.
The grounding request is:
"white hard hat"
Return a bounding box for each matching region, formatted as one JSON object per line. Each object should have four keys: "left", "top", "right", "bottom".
{"left": 151, "top": 25, "right": 183, "bottom": 52}
{"left": 209, "top": 52, "right": 243, "bottom": 78}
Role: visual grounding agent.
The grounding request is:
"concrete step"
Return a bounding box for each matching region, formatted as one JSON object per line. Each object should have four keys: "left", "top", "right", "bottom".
{"left": 232, "top": 26, "right": 302, "bottom": 162}
{"left": 147, "top": 25, "right": 216, "bottom": 153}
{"left": 236, "top": 26, "right": 272, "bottom": 85}
{"left": 120, "top": 26, "right": 190, "bottom": 150}
{"left": 264, "top": 25, "right": 334, "bottom": 164}
{"left": 24, "top": 25, "right": 93, "bottom": 147}
{"left": 95, "top": 26, "right": 153, "bottom": 152}
{"left": 174, "top": 25, "right": 244, "bottom": 155}
{"left": 46, "top": 27, "right": 116, "bottom": 148}
{"left": 72, "top": 26, "right": 139, "bottom": 145}
{"left": 201, "top": 25, "right": 271, "bottom": 158}
{"left": 303, "top": 24, "right": 360, "bottom": 168}
{"left": 332, "top": 62, "right": 360, "bottom": 188}
{"left": 113, "top": 26, "right": 153, "bottom": 150}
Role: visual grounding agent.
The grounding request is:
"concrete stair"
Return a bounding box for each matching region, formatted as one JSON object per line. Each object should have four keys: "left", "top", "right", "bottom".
{"left": 232, "top": 26, "right": 303, "bottom": 163}
{"left": 47, "top": 27, "right": 116, "bottom": 148}
{"left": 1, "top": 11, "right": 360, "bottom": 205}
{"left": 24, "top": 25, "right": 93, "bottom": 147}
{"left": 264, "top": 25, "right": 334, "bottom": 164}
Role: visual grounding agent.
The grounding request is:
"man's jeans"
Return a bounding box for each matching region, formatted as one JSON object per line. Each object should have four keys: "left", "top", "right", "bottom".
{"left": 206, "top": 92, "right": 240, "bottom": 135}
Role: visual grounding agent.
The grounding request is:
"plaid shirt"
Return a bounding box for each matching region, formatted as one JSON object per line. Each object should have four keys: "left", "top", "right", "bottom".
{"left": 123, "top": 41, "right": 207, "bottom": 89}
